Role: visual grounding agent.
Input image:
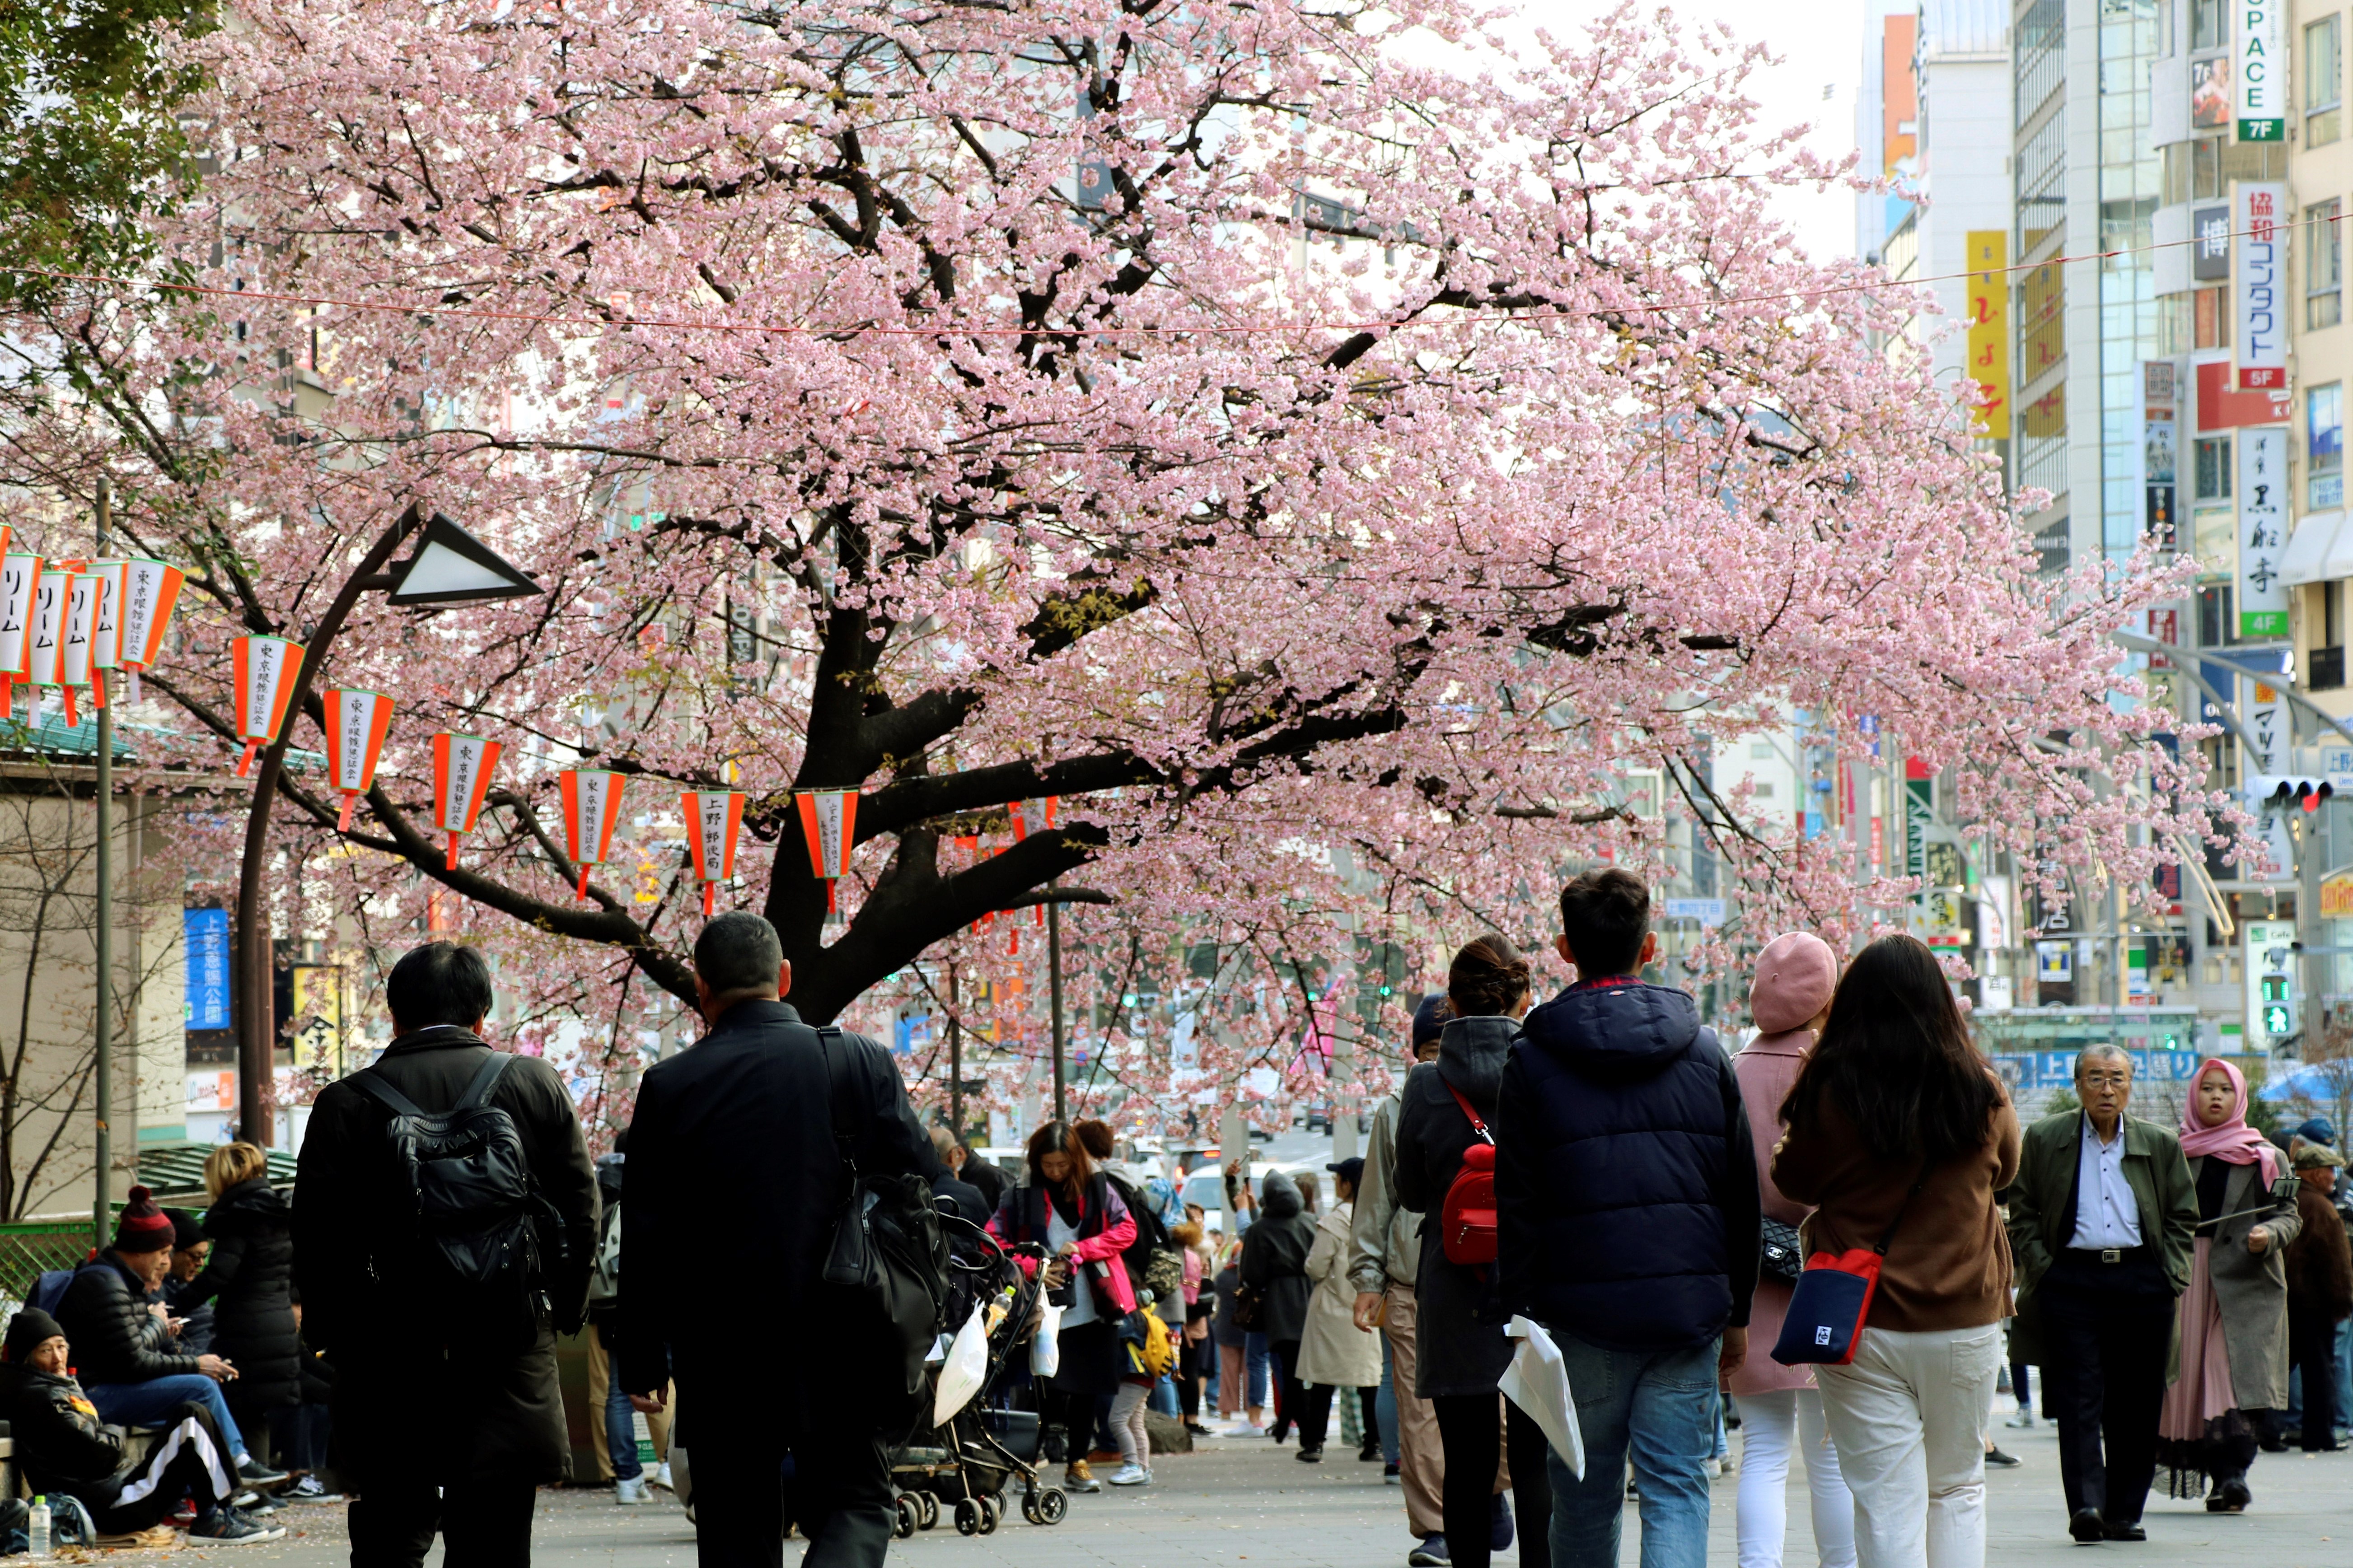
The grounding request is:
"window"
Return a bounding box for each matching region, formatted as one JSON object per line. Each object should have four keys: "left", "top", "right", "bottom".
{"left": 1753, "top": 782, "right": 1776, "bottom": 800}
{"left": 1749, "top": 741, "right": 1774, "bottom": 760}
{"left": 2195, "top": 435, "right": 2233, "bottom": 500}
{"left": 2313, "top": 17, "right": 2345, "bottom": 146}
{"left": 2193, "top": 136, "right": 2222, "bottom": 200}
{"left": 2312, "top": 383, "right": 2345, "bottom": 509}
{"left": 2193, "top": 0, "right": 2226, "bottom": 50}
{"left": 2314, "top": 201, "right": 2344, "bottom": 330}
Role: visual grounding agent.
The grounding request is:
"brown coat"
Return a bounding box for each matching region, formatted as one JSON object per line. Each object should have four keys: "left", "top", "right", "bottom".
{"left": 1770, "top": 1079, "right": 2021, "bottom": 1333}
{"left": 2286, "top": 1185, "right": 2353, "bottom": 1321}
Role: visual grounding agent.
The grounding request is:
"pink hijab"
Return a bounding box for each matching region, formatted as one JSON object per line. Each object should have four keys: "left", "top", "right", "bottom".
{"left": 2176, "top": 1057, "right": 2281, "bottom": 1185}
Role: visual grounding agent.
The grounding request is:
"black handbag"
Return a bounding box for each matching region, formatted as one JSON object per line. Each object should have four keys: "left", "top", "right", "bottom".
{"left": 1760, "top": 1217, "right": 1806, "bottom": 1285}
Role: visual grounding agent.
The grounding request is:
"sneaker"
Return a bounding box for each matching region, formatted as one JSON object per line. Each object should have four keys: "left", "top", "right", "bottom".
{"left": 1384, "top": 1462, "right": 1401, "bottom": 1484}
{"left": 191, "top": 1508, "right": 286, "bottom": 1545}
{"left": 1489, "top": 1492, "right": 1514, "bottom": 1552}
{"left": 1408, "top": 1535, "right": 1450, "bottom": 1567}
{"left": 616, "top": 1476, "right": 652, "bottom": 1505}
{"left": 285, "top": 1475, "right": 344, "bottom": 1504}
{"left": 1985, "top": 1447, "right": 2021, "bottom": 1468}
{"left": 1186, "top": 1422, "right": 1214, "bottom": 1437}
{"left": 1360, "top": 1442, "right": 1383, "bottom": 1462}
{"left": 1107, "top": 1461, "right": 1152, "bottom": 1486}
{"left": 1064, "top": 1461, "right": 1101, "bottom": 1494}
{"left": 1296, "top": 1446, "right": 1324, "bottom": 1463}
{"left": 235, "top": 1456, "right": 289, "bottom": 1488}
{"left": 2005, "top": 1410, "right": 2035, "bottom": 1429}
{"left": 650, "top": 1462, "right": 674, "bottom": 1490}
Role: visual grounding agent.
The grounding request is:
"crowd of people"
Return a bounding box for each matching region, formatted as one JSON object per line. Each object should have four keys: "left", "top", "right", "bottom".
{"left": 2, "top": 877, "right": 2350, "bottom": 1568}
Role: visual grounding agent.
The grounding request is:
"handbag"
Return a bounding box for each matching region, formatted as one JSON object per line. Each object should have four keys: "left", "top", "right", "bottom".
{"left": 1233, "top": 1280, "right": 1266, "bottom": 1331}
{"left": 1439, "top": 1080, "right": 1500, "bottom": 1268}
{"left": 1759, "top": 1217, "right": 1806, "bottom": 1285}
{"left": 1769, "top": 1164, "right": 1929, "bottom": 1368}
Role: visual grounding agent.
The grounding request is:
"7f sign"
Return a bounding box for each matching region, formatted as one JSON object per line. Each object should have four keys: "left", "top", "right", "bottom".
{"left": 2240, "top": 0, "right": 2284, "bottom": 141}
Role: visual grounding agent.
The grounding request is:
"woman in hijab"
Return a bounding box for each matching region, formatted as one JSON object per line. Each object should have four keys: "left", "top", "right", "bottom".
{"left": 2157, "top": 1059, "right": 2300, "bottom": 1513}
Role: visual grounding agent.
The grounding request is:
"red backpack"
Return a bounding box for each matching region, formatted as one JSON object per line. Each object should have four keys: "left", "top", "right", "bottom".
{"left": 1440, "top": 1080, "right": 1499, "bottom": 1267}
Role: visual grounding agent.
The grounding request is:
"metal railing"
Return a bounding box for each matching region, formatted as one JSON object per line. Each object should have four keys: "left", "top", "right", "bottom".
{"left": 0, "top": 1221, "right": 101, "bottom": 1306}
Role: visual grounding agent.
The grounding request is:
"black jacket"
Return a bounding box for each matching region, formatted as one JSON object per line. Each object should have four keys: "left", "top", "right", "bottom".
{"left": 933, "top": 1172, "right": 992, "bottom": 1231}
{"left": 962, "top": 1157, "right": 1008, "bottom": 1213}
{"left": 1496, "top": 980, "right": 1760, "bottom": 1353}
{"left": 293, "top": 1026, "right": 599, "bottom": 1487}
{"left": 178, "top": 1179, "right": 299, "bottom": 1409}
{"left": 159, "top": 1277, "right": 213, "bottom": 1356}
{"left": 55, "top": 1254, "right": 198, "bottom": 1386}
{"left": 619, "top": 1000, "right": 935, "bottom": 1410}
{"left": 1237, "top": 1171, "right": 1314, "bottom": 1344}
{"left": 0, "top": 1363, "right": 129, "bottom": 1498}
{"left": 1393, "top": 1017, "right": 1520, "bottom": 1397}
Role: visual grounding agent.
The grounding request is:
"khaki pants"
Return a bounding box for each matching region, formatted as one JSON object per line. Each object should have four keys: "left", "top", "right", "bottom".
{"left": 1384, "top": 1282, "right": 1448, "bottom": 1537}
{"left": 585, "top": 1328, "right": 673, "bottom": 1483}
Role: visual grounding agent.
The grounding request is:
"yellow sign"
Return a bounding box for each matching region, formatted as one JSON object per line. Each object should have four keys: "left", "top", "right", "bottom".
{"left": 290, "top": 965, "right": 346, "bottom": 1076}
{"left": 2323, "top": 868, "right": 2353, "bottom": 919}
{"left": 1965, "top": 231, "right": 2011, "bottom": 439}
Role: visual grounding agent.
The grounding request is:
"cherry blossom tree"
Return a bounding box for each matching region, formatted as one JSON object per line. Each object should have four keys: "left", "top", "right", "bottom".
{"left": 0, "top": 0, "right": 2210, "bottom": 1123}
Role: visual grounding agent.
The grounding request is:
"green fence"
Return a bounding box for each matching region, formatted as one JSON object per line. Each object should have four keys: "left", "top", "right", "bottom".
{"left": 0, "top": 1220, "right": 100, "bottom": 1305}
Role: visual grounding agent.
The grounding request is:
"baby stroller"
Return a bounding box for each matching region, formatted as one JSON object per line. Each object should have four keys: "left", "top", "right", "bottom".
{"left": 885, "top": 1212, "right": 1068, "bottom": 1536}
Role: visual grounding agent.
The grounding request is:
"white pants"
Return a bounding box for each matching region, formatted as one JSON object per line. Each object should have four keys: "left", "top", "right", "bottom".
{"left": 1815, "top": 1324, "right": 2001, "bottom": 1568}
{"left": 1737, "top": 1389, "right": 1858, "bottom": 1568}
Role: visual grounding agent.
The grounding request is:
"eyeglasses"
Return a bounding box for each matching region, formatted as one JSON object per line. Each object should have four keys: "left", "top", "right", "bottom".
{"left": 2078, "top": 1073, "right": 2133, "bottom": 1088}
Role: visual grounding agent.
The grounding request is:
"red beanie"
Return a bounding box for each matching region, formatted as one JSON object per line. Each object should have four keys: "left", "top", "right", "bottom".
{"left": 113, "top": 1185, "right": 175, "bottom": 1254}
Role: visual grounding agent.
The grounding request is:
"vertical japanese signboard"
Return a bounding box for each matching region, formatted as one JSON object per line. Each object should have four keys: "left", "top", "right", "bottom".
{"left": 2142, "top": 360, "right": 2177, "bottom": 548}
{"left": 1965, "top": 231, "right": 2010, "bottom": 438}
{"left": 2239, "top": 426, "right": 2291, "bottom": 636}
{"left": 184, "top": 908, "right": 230, "bottom": 1031}
{"left": 2238, "top": 182, "right": 2288, "bottom": 389}
{"left": 2239, "top": 0, "right": 2285, "bottom": 141}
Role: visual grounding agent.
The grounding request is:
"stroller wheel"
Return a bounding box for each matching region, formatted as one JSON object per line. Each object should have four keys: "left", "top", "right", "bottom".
{"left": 978, "top": 1496, "right": 1001, "bottom": 1535}
{"left": 954, "top": 1498, "right": 982, "bottom": 1536}
{"left": 916, "top": 1492, "right": 940, "bottom": 1531}
{"left": 893, "top": 1495, "right": 919, "bottom": 1540}
{"left": 1021, "top": 1491, "right": 1042, "bottom": 1526}
{"left": 1036, "top": 1488, "right": 1068, "bottom": 1525}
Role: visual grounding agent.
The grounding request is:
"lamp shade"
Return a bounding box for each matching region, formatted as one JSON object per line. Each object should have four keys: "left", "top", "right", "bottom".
{"left": 558, "top": 769, "right": 628, "bottom": 898}
{"left": 683, "top": 789, "right": 746, "bottom": 917}
{"left": 322, "top": 688, "right": 395, "bottom": 830}
{"left": 430, "top": 730, "right": 502, "bottom": 869}
{"left": 230, "top": 635, "right": 306, "bottom": 777}
{"left": 117, "top": 559, "right": 183, "bottom": 671}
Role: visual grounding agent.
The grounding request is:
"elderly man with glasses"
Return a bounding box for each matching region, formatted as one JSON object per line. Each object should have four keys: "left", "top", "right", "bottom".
{"left": 2007, "top": 1045, "right": 2199, "bottom": 1545}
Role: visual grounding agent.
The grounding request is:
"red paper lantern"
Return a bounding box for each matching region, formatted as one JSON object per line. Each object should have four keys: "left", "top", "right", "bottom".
{"left": 795, "top": 789, "right": 860, "bottom": 912}
{"left": 683, "top": 790, "right": 747, "bottom": 917}
{"left": 558, "top": 770, "right": 628, "bottom": 899}
{"left": 430, "top": 731, "right": 502, "bottom": 869}
{"left": 0, "top": 548, "right": 37, "bottom": 715}
{"left": 1010, "top": 796, "right": 1059, "bottom": 841}
{"left": 322, "top": 688, "right": 395, "bottom": 830}
{"left": 116, "top": 558, "right": 184, "bottom": 704}
{"left": 230, "top": 635, "right": 306, "bottom": 776}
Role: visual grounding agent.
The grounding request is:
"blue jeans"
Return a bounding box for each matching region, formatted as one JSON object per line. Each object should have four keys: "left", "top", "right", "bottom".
{"left": 1544, "top": 1326, "right": 1716, "bottom": 1568}
{"left": 2338, "top": 1318, "right": 2353, "bottom": 1429}
{"left": 605, "top": 1369, "right": 642, "bottom": 1481}
{"left": 1377, "top": 1332, "right": 1401, "bottom": 1466}
{"left": 85, "top": 1375, "right": 247, "bottom": 1462}
{"left": 1245, "top": 1332, "right": 1272, "bottom": 1409}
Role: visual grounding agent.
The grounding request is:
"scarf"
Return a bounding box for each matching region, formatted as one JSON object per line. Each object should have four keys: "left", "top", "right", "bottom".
{"left": 2175, "top": 1057, "right": 2281, "bottom": 1186}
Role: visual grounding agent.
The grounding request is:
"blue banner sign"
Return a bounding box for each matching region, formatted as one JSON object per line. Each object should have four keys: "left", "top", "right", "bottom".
{"left": 184, "top": 908, "right": 230, "bottom": 1031}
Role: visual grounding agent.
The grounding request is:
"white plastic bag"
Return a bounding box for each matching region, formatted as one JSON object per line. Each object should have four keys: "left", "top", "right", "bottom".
{"left": 933, "top": 1303, "right": 992, "bottom": 1426}
{"left": 1499, "top": 1315, "right": 1583, "bottom": 1480}
{"left": 1029, "top": 1296, "right": 1064, "bottom": 1379}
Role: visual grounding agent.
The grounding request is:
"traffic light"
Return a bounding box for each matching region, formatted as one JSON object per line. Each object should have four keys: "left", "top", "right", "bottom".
{"left": 2264, "top": 1003, "right": 2293, "bottom": 1036}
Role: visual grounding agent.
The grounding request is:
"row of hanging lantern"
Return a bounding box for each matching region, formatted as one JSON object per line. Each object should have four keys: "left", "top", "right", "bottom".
{"left": 0, "top": 536, "right": 186, "bottom": 722}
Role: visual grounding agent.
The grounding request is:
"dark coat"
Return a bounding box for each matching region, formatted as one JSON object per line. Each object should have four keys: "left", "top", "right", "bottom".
{"left": 1237, "top": 1171, "right": 1314, "bottom": 1344}
{"left": 962, "top": 1156, "right": 1008, "bottom": 1213}
{"left": 1394, "top": 1017, "right": 1519, "bottom": 1395}
{"left": 2287, "top": 1183, "right": 2353, "bottom": 1321}
{"left": 933, "top": 1172, "right": 992, "bottom": 1231}
{"left": 619, "top": 1000, "right": 935, "bottom": 1420}
{"left": 0, "top": 1363, "right": 126, "bottom": 1492}
{"left": 293, "top": 1026, "right": 598, "bottom": 1488}
{"left": 159, "top": 1277, "right": 213, "bottom": 1356}
{"left": 56, "top": 1253, "right": 199, "bottom": 1386}
{"left": 1494, "top": 982, "right": 1760, "bottom": 1354}
{"left": 178, "top": 1179, "right": 299, "bottom": 1410}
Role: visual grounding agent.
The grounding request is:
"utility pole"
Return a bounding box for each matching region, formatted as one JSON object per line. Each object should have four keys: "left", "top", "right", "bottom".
{"left": 92, "top": 475, "right": 113, "bottom": 1246}
{"left": 1048, "top": 882, "right": 1067, "bottom": 1125}
{"left": 946, "top": 963, "right": 963, "bottom": 1139}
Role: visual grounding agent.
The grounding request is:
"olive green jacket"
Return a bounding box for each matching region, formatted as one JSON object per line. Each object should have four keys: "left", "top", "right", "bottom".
{"left": 2006, "top": 1110, "right": 2198, "bottom": 1367}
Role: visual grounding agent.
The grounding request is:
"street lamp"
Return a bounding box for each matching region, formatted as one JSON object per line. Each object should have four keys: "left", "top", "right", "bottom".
{"left": 233, "top": 507, "right": 539, "bottom": 1146}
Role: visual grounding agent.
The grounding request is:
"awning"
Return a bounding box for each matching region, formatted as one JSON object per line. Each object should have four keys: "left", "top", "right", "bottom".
{"left": 2283, "top": 510, "right": 2345, "bottom": 586}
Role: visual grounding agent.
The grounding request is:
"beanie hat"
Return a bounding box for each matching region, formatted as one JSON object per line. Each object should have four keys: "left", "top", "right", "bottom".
{"left": 113, "top": 1185, "right": 175, "bottom": 1254}
{"left": 3, "top": 1307, "right": 62, "bottom": 1364}
{"left": 1750, "top": 932, "right": 1840, "bottom": 1036}
{"left": 1409, "top": 994, "right": 1449, "bottom": 1049}
{"left": 164, "top": 1207, "right": 205, "bottom": 1251}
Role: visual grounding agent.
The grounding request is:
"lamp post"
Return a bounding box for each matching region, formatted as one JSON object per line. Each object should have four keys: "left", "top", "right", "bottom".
{"left": 92, "top": 476, "right": 112, "bottom": 1246}
{"left": 1048, "top": 880, "right": 1067, "bottom": 1125}
{"left": 234, "top": 508, "right": 540, "bottom": 1144}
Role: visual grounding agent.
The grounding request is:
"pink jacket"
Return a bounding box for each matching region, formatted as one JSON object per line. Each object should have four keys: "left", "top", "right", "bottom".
{"left": 1731, "top": 1028, "right": 1816, "bottom": 1395}
{"left": 987, "top": 1177, "right": 1140, "bottom": 1315}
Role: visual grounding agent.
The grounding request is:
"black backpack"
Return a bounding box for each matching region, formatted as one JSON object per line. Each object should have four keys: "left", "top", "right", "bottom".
{"left": 814, "top": 1027, "right": 949, "bottom": 1426}
{"left": 1104, "top": 1172, "right": 1185, "bottom": 1307}
{"left": 351, "top": 1053, "right": 557, "bottom": 1346}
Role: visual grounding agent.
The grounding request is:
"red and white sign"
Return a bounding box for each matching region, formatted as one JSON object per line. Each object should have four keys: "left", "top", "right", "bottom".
{"left": 230, "top": 635, "right": 305, "bottom": 777}
{"left": 558, "top": 770, "right": 628, "bottom": 898}
{"left": 0, "top": 551, "right": 37, "bottom": 711}
{"left": 430, "top": 731, "right": 503, "bottom": 869}
{"left": 684, "top": 790, "right": 747, "bottom": 917}
{"left": 1010, "top": 796, "right": 1058, "bottom": 842}
{"left": 796, "top": 789, "right": 860, "bottom": 914}
{"left": 117, "top": 559, "right": 184, "bottom": 697}
{"left": 321, "top": 688, "right": 395, "bottom": 830}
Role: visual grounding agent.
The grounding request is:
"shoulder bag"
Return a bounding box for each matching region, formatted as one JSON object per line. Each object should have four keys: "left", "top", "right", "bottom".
{"left": 1769, "top": 1163, "right": 1930, "bottom": 1367}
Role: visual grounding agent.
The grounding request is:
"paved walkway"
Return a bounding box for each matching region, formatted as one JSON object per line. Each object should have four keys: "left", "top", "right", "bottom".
{"left": 104, "top": 1414, "right": 2353, "bottom": 1565}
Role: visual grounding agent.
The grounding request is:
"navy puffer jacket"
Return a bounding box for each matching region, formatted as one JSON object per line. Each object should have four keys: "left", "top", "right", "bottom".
{"left": 1495, "top": 979, "right": 1760, "bottom": 1353}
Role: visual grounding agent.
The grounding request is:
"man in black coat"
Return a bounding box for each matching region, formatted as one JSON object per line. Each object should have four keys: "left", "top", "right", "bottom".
{"left": 293, "top": 942, "right": 598, "bottom": 1568}
{"left": 929, "top": 1126, "right": 994, "bottom": 1230}
{"left": 621, "top": 912, "right": 936, "bottom": 1568}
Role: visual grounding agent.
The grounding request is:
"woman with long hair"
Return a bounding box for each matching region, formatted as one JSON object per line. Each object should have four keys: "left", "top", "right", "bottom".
{"left": 987, "top": 1120, "right": 1137, "bottom": 1493}
{"left": 178, "top": 1143, "right": 301, "bottom": 1470}
{"left": 1393, "top": 935, "right": 1550, "bottom": 1568}
{"left": 2156, "top": 1059, "right": 2298, "bottom": 1511}
{"left": 1771, "top": 934, "right": 2021, "bottom": 1568}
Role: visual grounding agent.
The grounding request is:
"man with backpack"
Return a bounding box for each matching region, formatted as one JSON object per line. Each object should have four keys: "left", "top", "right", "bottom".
{"left": 620, "top": 912, "right": 936, "bottom": 1568}
{"left": 293, "top": 941, "right": 598, "bottom": 1568}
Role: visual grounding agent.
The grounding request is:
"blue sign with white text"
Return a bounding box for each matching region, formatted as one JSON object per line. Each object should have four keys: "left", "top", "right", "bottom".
{"left": 184, "top": 909, "right": 230, "bottom": 1031}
